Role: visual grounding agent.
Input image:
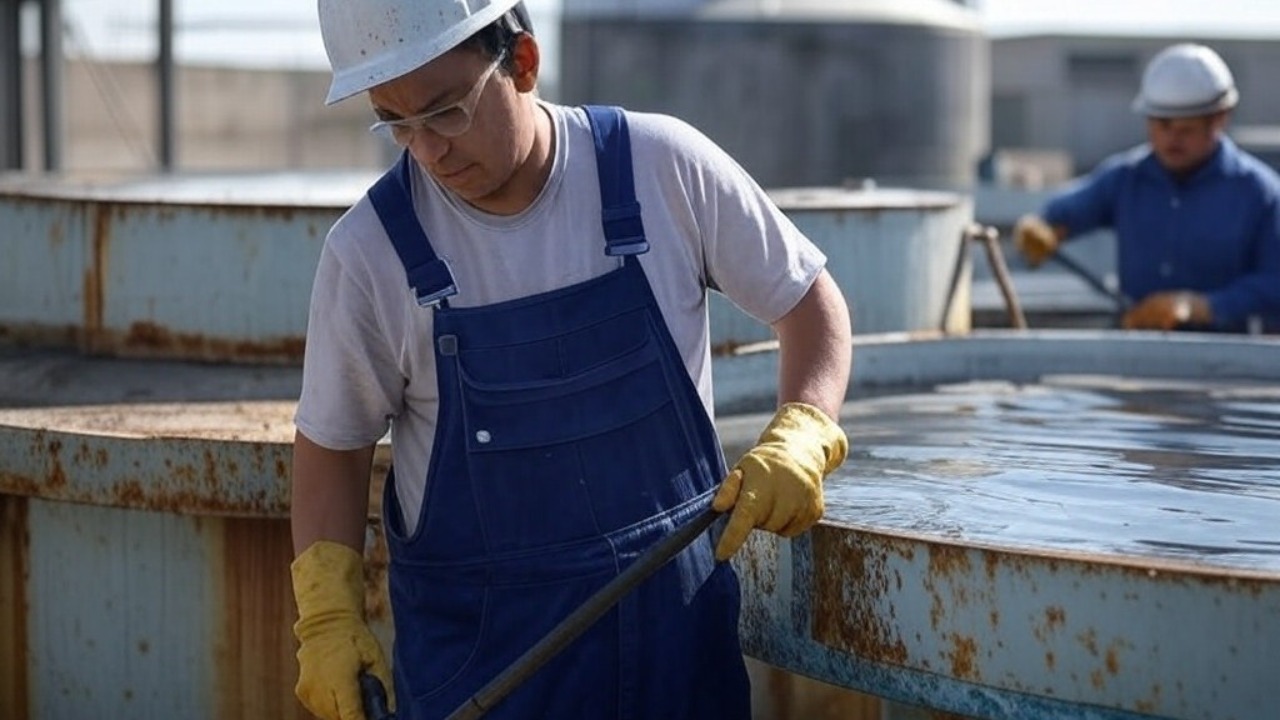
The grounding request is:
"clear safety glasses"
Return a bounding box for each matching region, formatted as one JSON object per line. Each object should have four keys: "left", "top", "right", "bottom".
{"left": 369, "top": 53, "right": 505, "bottom": 145}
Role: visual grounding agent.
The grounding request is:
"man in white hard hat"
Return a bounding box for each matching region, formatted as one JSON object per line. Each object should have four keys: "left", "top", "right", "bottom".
{"left": 288, "top": 1, "right": 852, "bottom": 718}
{"left": 1013, "top": 42, "right": 1280, "bottom": 332}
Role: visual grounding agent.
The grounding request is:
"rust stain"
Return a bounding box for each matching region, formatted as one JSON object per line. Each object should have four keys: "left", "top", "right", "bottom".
{"left": 216, "top": 517, "right": 310, "bottom": 720}
{"left": 740, "top": 538, "right": 778, "bottom": 598}
{"left": 946, "top": 632, "right": 979, "bottom": 681}
{"left": 118, "top": 321, "right": 306, "bottom": 364}
{"left": 46, "top": 437, "right": 68, "bottom": 492}
{"left": 1077, "top": 628, "right": 1099, "bottom": 656}
{"left": 1106, "top": 646, "right": 1119, "bottom": 674}
{"left": 1034, "top": 605, "right": 1068, "bottom": 644}
{"left": 1045, "top": 651, "right": 1056, "bottom": 671}
{"left": 1045, "top": 606, "right": 1066, "bottom": 630}
{"left": 82, "top": 205, "right": 110, "bottom": 345}
{"left": 364, "top": 520, "right": 392, "bottom": 623}
{"left": 811, "top": 527, "right": 908, "bottom": 666}
{"left": 0, "top": 494, "right": 31, "bottom": 720}
{"left": 925, "top": 544, "right": 974, "bottom": 632}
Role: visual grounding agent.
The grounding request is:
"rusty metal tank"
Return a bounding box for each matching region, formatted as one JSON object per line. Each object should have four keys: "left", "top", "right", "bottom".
{"left": 711, "top": 185, "right": 967, "bottom": 348}
{"left": 0, "top": 350, "right": 375, "bottom": 719}
{"left": 715, "top": 329, "right": 1280, "bottom": 720}
{"left": 5, "top": 330, "right": 1278, "bottom": 719}
{"left": 1, "top": 172, "right": 974, "bottom": 364}
{"left": 710, "top": 186, "right": 973, "bottom": 351}
{"left": 0, "top": 171, "right": 372, "bottom": 363}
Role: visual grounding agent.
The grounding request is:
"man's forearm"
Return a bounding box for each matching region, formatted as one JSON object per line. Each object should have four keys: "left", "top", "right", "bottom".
{"left": 771, "top": 270, "right": 853, "bottom": 419}
{"left": 291, "top": 430, "right": 376, "bottom": 554}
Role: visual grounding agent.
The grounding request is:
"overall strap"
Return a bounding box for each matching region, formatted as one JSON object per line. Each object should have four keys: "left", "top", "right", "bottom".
{"left": 367, "top": 151, "right": 458, "bottom": 307}
{"left": 583, "top": 105, "right": 650, "bottom": 257}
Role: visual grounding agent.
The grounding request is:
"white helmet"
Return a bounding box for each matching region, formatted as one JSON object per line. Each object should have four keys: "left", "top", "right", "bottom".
{"left": 1132, "top": 43, "right": 1238, "bottom": 118}
{"left": 318, "top": 0, "right": 523, "bottom": 105}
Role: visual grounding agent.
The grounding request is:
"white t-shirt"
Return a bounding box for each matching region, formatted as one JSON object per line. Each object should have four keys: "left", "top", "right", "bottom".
{"left": 295, "top": 102, "right": 826, "bottom": 532}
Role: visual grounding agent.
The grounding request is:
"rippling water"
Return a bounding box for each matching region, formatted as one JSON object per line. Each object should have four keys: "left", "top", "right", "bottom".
{"left": 827, "top": 374, "right": 1280, "bottom": 572}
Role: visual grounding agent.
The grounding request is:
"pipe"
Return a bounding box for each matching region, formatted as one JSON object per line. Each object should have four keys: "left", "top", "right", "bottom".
{"left": 40, "top": 0, "right": 63, "bottom": 171}
{"left": 157, "top": 0, "right": 175, "bottom": 170}
{"left": 0, "top": 0, "right": 23, "bottom": 169}
{"left": 1048, "top": 250, "right": 1132, "bottom": 314}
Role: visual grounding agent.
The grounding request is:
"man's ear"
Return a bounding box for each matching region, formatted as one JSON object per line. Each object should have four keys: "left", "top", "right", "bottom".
{"left": 510, "top": 33, "right": 540, "bottom": 93}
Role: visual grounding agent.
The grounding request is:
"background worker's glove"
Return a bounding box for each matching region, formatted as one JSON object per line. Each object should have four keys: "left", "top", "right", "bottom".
{"left": 1012, "top": 214, "right": 1060, "bottom": 268}
{"left": 1122, "top": 291, "right": 1211, "bottom": 330}
{"left": 292, "top": 540, "right": 394, "bottom": 720}
{"left": 712, "top": 402, "right": 849, "bottom": 561}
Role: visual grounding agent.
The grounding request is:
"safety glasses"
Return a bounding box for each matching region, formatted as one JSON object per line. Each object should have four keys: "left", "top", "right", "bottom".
{"left": 369, "top": 53, "right": 505, "bottom": 144}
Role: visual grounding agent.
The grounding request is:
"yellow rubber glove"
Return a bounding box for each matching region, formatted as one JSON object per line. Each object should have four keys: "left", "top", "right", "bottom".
{"left": 1122, "top": 291, "right": 1212, "bottom": 330}
{"left": 712, "top": 402, "right": 849, "bottom": 561}
{"left": 292, "top": 540, "right": 394, "bottom": 720}
{"left": 1012, "top": 214, "right": 1060, "bottom": 268}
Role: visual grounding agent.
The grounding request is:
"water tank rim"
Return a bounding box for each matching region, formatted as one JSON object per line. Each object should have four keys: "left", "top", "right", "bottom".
{"left": 767, "top": 185, "right": 968, "bottom": 210}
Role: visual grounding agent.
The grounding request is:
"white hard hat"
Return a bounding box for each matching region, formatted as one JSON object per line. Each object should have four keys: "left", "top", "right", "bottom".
{"left": 1132, "top": 43, "right": 1238, "bottom": 118}
{"left": 318, "top": 0, "right": 524, "bottom": 105}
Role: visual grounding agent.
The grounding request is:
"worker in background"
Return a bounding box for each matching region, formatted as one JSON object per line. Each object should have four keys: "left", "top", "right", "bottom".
{"left": 1014, "top": 42, "right": 1280, "bottom": 333}
{"left": 288, "top": 1, "right": 853, "bottom": 718}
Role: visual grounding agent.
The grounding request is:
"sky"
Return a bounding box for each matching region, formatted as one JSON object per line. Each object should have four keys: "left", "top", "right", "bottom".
{"left": 29, "top": 0, "right": 1280, "bottom": 74}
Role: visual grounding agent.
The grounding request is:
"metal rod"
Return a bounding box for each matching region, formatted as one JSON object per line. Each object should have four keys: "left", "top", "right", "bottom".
{"left": 40, "top": 0, "right": 64, "bottom": 171}
{"left": 1049, "top": 250, "right": 1132, "bottom": 313}
{"left": 445, "top": 507, "right": 722, "bottom": 720}
{"left": 157, "top": 0, "right": 175, "bottom": 170}
{"left": 0, "top": 0, "right": 23, "bottom": 170}
{"left": 970, "top": 224, "right": 1028, "bottom": 330}
{"left": 359, "top": 670, "right": 396, "bottom": 720}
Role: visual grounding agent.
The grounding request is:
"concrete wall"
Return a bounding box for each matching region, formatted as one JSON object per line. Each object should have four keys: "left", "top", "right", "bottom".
{"left": 21, "top": 58, "right": 390, "bottom": 173}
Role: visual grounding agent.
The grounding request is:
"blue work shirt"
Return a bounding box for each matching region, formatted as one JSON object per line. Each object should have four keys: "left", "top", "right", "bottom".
{"left": 1043, "top": 136, "right": 1280, "bottom": 332}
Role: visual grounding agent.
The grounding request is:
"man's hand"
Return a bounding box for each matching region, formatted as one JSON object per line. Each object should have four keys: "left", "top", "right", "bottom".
{"left": 711, "top": 403, "right": 849, "bottom": 561}
{"left": 292, "top": 540, "right": 394, "bottom": 720}
{"left": 1013, "top": 214, "right": 1060, "bottom": 268}
{"left": 1122, "top": 291, "right": 1212, "bottom": 330}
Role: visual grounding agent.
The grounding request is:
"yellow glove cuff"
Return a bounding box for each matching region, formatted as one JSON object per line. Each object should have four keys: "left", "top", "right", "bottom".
{"left": 292, "top": 540, "right": 366, "bottom": 625}
{"left": 760, "top": 402, "right": 849, "bottom": 477}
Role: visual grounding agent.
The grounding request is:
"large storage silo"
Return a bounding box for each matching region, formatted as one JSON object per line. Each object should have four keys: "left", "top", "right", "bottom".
{"left": 559, "top": 0, "right": 990, "bottom": 190}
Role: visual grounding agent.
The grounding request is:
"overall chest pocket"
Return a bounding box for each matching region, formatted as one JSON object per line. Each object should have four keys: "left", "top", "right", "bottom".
{"left": 457, "top": 335, "right": 672, "bottom": 453}
{"left": 452, "top": 308, "right": 676, "bottom": 452}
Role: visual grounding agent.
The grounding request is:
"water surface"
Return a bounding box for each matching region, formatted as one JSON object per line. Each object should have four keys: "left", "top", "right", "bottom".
{"left": 829, "top": 374, "right": 1280, "bottom": 572}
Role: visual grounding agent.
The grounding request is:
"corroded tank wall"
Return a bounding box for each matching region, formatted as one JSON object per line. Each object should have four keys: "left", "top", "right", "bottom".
{"left": 0, "top": 172, "right": 373, "bottom": 363}
{"left": 559, "top": 0, "right": 990, "bottom": 190}
{"left": 0, "top": 354, "right": 391, "bottom": 720}
{"left": 5, "top": 331, "right": 1277, "bottom": 719}
{"left": 711, "top": 187, "right": 972, "bottom": 349}
{"left": 715, "top": 330, "right": 1280, "bottom": 719}
{"left": 2, "top": 172, "right": 969, "bottom": 364}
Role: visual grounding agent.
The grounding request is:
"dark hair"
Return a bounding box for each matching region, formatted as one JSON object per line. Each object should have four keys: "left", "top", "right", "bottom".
{"left": 458, "top": 4, "right": 533, "bottom": 73}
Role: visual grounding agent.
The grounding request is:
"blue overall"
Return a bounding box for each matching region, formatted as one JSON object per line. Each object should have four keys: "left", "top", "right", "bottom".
{"left": 367, "top": 106, "right": 751, "bottom": 720}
